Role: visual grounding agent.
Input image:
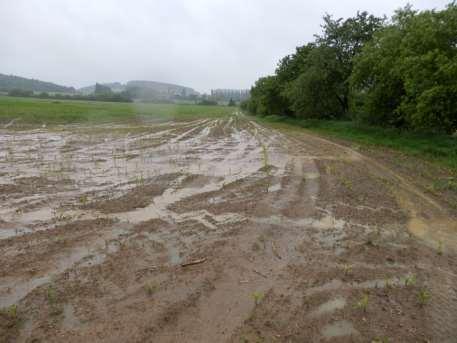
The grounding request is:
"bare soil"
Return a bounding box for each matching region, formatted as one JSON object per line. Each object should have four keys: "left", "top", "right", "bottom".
{"left": 1, "top": 116, "right": 456, "bottom": 342}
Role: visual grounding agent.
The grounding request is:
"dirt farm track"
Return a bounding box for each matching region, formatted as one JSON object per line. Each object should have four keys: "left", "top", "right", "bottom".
{"left": 1, "top": 115, "right": 456, "bottom": 342}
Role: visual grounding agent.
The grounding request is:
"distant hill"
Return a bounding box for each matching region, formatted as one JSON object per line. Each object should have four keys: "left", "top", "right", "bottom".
{"left": 78, "top": 82, "right": 126, "bottom": 95}
{"left": 126, "top": 80, "right": 198, "bottom": 97}
{"left": 0, "top": 73, "right": 200, "bottom": 100}
{"left": 0, "top": 73, "right": 75, "bottom": 93}
{"left": 78, "top": 80, "right": 199, "bottom": 100}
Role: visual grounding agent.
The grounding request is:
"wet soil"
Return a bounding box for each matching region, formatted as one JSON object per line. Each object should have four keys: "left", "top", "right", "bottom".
{"left": 0, "top": 115, "right": 456, "bottom": 342}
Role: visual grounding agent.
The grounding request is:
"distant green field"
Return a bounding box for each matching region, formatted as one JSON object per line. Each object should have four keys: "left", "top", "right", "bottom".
{"left": 0, "top": 96, "right": 234, "bottom": 125}
{"left": 255, "top": 115, "right": 457, "bottom": 173}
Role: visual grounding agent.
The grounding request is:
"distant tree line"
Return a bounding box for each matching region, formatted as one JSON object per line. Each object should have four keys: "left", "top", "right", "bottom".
{"left": 197, "top": 99, "right": 219, "bottom": 106}
{"left": 7, "top": 83, "right": 133, "bottom": 103}
{"left": 242, "top": 3, "right": 457, "bottom": 134}
{"left": 6, "top": 87, "right": 237, "bottom": 107}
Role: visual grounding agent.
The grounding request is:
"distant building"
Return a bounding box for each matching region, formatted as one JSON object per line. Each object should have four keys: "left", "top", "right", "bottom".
{"left": 210, "top": 89, "right": 250, "bottom": 102}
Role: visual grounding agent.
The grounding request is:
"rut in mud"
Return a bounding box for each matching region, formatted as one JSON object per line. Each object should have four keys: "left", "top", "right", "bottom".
{"left": 0, "top": 115, "right": 456, "bottom": 342}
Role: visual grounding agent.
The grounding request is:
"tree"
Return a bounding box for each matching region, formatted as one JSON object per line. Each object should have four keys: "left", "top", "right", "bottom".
{"left": 38, "top": 92, "right": 50, "bottom": 98}
{"left": 94, "top": 83, "right": 113, "bottom": 95}
{"left": 350, "top": 24, "right": 406, "bottom": 126}
{"left": 249, "top": 11, "right": 385, "bottom": 120}
{"left": 314, "top": 11, "right": 385, "bottom": 115}
{"left": 352, "top": 4, "right": 457, "bottom": 132}
{"left": 276, "top": 44, "right": 315, "bottom": 84}
{"left": 198, "top": 99, "right": 218, "bottom": 106}
{"left": 8, "top": 89, "right": 33, "bottom": 97}
{"left": 248, "top": 76, "right": 287, "bottom": 116}
{"left": 275, "top": 44, "right": 315, "bottom": 116}
{"left": 228, "top": 98, "right": 236, "bottom": 107}
{"left": 285, "top": 46, "right": 346, "bottom": 119}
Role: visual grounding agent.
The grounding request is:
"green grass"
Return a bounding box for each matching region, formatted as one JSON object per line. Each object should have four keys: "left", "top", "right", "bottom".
{"left": 254, "top": 115, "right": 457, "bottom": 172}
{"left": 0, "top": 96, "right": 234, "bottom": 125}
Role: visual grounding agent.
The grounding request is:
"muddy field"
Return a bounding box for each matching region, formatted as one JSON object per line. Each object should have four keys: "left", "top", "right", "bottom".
{"left": 0, "top": 115, "right": 456, "bottom": 342}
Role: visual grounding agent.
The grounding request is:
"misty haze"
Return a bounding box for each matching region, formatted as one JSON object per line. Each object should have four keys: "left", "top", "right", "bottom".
{"left": 1, "top": 1, "right": 457, "bottom": 342}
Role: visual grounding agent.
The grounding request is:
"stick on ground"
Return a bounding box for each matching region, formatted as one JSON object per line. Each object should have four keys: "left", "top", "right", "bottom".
{"left": 181, "top": 258, "right": 207, "bottom": 267}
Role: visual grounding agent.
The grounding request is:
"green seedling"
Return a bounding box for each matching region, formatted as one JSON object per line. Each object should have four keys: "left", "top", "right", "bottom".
{"left": 354, "top": 294, "right": 369, "bottom": 312}
{"left": 258, "top": 235, "right": 267, "bottom": 250}
{"left": 50, "top": 305, "right": 63, "bottom": 316}
{"left": 252, "top": 291, "right": 264, "bottom": 305}
{"left": 1, "top": 304, "right": 18, "bottom": 319}
{"left": 251, "top": 241, "right": 262, "bottom": 251}
{"left": 433, "top": 178, "right": 457, "bottom": 192}
{"left": 57, "top": 212, "right": 72, "bottom": 222}
{"left": 145, "top": 282, "right": 158, "bottom": 296}
{"left": 340, "top": 177, "right": 353, "bottom": 190}
{"left": 418, "top": 289, "right": 431, "bottom": 306}
{"left": 342, "top": 264, "right": 353, "bottom": 276}
{"left": 366, "top": 236, "right": 377, "bottom": 247}
{"left": 46, "top": 285, "right": 63, "bottom": 315}
{"left": 351, "top": 144, "right": 361, "bottom": 151}
{"left": 47, "top": 285, "right": 58, "bottom": 304}
{"left": 437, "top": 240, "right": 444, "bottom": 256}
{"left": 260, "top": 142, "right": 269, "bottom": 173}
{"left": 79, "top": 195, "right": 88, "bottom": 205}
{"left": 385, "top": 278, "right": 393, "bottom": 289}
{"left": 325, "top": 164, "right": 333, "bottom": 175}
{"left": 404, "top": 274, "right": 417, "bottom": 287}
{"left": 140, "top": 174, "right": 145, "bottom": 186}
{"left": 372, "top": 337, "right": 389, "bottom": 343}
{"left": 375, "top": 226, "right": 382, "bottom": 237}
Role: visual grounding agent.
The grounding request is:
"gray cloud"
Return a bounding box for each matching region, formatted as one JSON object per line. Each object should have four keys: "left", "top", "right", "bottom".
{"left": 0, "top": 0, "right": 449, "bottom": 92}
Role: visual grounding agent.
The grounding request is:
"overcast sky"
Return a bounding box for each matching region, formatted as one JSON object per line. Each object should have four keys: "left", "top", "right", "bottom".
{"left": 1, "top": 0, "right": 450, "bottom": 93}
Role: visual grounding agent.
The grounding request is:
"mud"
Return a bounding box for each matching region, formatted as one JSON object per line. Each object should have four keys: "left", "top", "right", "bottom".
{"left": 1, "top": 115, "right": 456, "bottom": 342}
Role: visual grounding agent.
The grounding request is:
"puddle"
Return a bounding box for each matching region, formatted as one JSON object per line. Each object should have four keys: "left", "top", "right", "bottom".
{"left": 407, "top": 216, "right": 457, "bottom": 252}
{"left": 303, "top": 172, "right": 320, "bottom": 179}
{"left": 62, "top": 303, "right": 82, "bottom": 329}
{"left": 0, "top": 227, "right": 34, "bottom": 240}
{"left": 268, "top": 183, "right": 282, "bottom": 192}
{"left": 0, "top": 207, "right": 121, "bottom": 240}
{"left": 113, "top": 174, "right": 248, "bottom": 227}
{"left": 396, "top": 187, "right": 457, "bottom": 252}
{"left": 0, "top": 206, "right": 54, "bottom": 227}
{"left": 79, "top": 253, "right": 107, "bottom": 268}
{"left": 138, "top": 231, "right": 184, "bottom": 265}
{"left": 168, "top": 244, "right": 183, "bottom": 265}
{"left": 0, "top": 275, "right": 52, "bottom": 308}
{"left": 252, "top": 214, "right": 345, "bottom": 231}
{"left": 137, "top": 211, "right": 245, "bottom": 266}
{"left": 306, "top": 279, "right": 344, "bottom": 296}
{"left": 17, "top": 318, "right": 34, "bottom": 343}
{"left": 321, "top": 320, "right": 359, "bottom": 339}
{"left": 312, "top": 215, "right": 346, "bottom": 231}
{"left": 309, "top": 297, "right": 346, "bottom": 317}
{"left": 358, "top": 275, "right": 410, "bottom": 289}
{"left": 252, "top": 214, "right": 346, "bottom": 254}
{"left": 18, "top": 207, "right": 55, "bottom": 223}
{"left": 305, "top": 275, "right": 411, "bottom": 298}
{"left": 0, "top": 224, "right": 130, "bottom": 308}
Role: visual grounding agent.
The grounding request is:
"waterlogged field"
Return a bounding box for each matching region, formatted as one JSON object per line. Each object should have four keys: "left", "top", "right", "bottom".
{"left": 0, "top": 103, "right": 457, "bottom": 342}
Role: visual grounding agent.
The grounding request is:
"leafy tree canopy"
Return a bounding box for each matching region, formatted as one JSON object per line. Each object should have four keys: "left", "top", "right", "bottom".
{"left": 246, "top": 3, "right": 457, "bottom": 134}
